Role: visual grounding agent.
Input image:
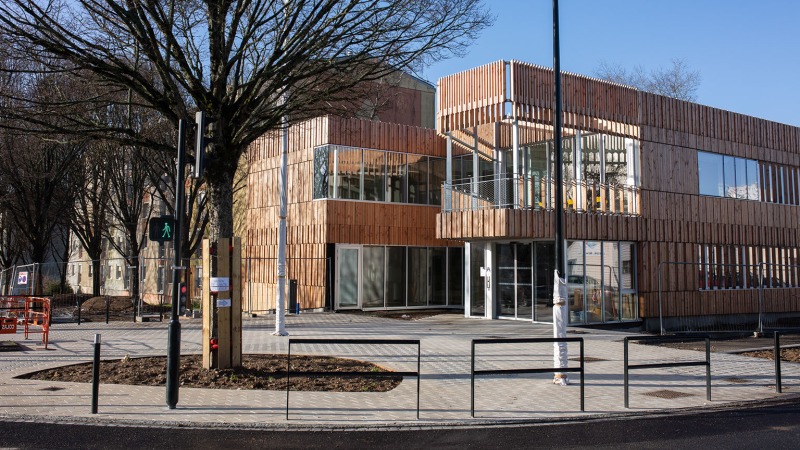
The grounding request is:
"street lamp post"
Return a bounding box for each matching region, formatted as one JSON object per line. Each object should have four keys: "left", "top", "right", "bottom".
{"left": 166, "top": 119, "right": 187, "bottom": 408}
{"left": 552, "top": 0, "right": 569, "bottom": 386}
{"left": 273, "top": 0, "right": 291, "bottom": 336}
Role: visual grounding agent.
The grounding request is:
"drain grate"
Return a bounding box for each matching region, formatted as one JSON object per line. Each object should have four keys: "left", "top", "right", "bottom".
{"left": 723, "top": 377, "right": 750, "bottom": 384}
{"left": 0, "top": 341, "right": 23, "bottom": 352}
{"left": 567, "top": 330, "right": 589, "bottom": 334}
{"left": 39, "top": 386, "right": 65, "bottom": 392}
{"left": 569, "top": 356, "right": 606, "bottom": 362}
{"left": 642, "top": 389, "right": 695, "bottom": 399}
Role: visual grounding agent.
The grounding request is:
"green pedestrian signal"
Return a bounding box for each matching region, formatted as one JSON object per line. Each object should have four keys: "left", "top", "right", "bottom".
{"left": 149, "top": 216, "right": 176, "bottom": 242}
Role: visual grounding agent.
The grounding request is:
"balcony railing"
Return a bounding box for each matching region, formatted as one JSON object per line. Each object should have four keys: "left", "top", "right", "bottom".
{"left": 442, "top": 176, "right": 639, "bottom": 215}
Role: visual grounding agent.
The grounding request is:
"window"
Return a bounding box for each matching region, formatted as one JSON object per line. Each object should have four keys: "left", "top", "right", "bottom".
{"left": 699, "top": 151, "right": 760, "bottom": 200}
{"left": 698, "top": 152, "right": 724, "bottom": 196}
{"left": 312, "top": 145, "right": 446, "bottom": 206}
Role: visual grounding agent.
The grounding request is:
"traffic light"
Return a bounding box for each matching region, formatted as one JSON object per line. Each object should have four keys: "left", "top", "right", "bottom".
{"left": 193, "top": 111, "right": 206, "bottom": 179}
{"left": 179, "top": 283, "right": 187, "bottom": 311}
{"left": 148, "top": 215, "right": 176, "bottom": 242}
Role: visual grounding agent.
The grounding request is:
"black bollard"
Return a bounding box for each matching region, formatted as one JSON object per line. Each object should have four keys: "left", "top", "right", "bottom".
{"left": 105, "top": 297, "right": 110, "bottom": 324}
{"left": 91, "top": 333, "right": 101, "bottom": 414}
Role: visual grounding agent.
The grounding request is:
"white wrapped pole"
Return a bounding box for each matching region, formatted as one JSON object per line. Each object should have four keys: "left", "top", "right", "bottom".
{"left": 553, "top": 269, "right": 569, "bottom": 385}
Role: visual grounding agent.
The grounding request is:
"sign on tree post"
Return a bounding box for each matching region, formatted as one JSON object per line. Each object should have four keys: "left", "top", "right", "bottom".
{"left": 202, "top": 237, "right": 242, "bottom": 370}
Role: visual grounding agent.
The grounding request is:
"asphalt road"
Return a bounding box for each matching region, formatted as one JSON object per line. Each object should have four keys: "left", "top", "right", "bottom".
{"left": 2, "top": 399, "right": 799, "bottom": 449}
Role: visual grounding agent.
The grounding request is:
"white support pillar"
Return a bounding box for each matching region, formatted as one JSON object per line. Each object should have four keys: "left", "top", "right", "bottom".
{"left": 546, "top": 142, "right": 552, "bottom": 209}
{"left": 575, "top": 131, "right": 583, "bottom": 212}
{"left": 472, "top": 127, "right": 479, "bottom": 210}
{"left": 512, "top": 119, "right": 521, "bottom": 208}
{"left": 446, "top": 133, "right": 453, "bottom": 211}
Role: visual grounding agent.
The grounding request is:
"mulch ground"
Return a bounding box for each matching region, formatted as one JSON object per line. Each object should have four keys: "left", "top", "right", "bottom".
{"left": 740, "top": 348, "right": 800, "bottom": 363}
{"left": 18, "top": 354, "right": 402, "bottom": 392}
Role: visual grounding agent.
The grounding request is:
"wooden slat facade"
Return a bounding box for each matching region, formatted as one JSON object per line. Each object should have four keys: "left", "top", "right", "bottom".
{"left": 436, "top": 60, "right": 800, "bottom": 320}
{"left": 244, "top": 116, "right": 457, "bottom": 312}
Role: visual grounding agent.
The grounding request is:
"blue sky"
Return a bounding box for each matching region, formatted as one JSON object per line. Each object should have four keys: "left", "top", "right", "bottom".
{"left": 422, "top": 0, "right": 800, "bottom": 127}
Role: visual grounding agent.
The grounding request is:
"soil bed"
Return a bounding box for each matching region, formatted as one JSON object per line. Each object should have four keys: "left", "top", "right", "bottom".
{"left": 740, "top": 348, "right": 800, "bottom": 363}
{"left": 18, "top": 354, "right": 402, "bottom": 392}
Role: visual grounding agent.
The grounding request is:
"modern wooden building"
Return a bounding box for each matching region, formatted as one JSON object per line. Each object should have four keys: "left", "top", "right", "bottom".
{"left": 245, "top": 60, "right": 800, "bottom": 331}
{"left": 436, "top": 60, "right": 800, "bottom": 330}
{"left": 243, "top": 75, "right": 464, "bottom": 313}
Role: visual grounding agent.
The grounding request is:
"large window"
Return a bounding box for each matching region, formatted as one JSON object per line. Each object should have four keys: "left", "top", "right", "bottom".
{"left": 566, "top": 240, "right": 637, "bottom": 324}
{"left": 313, "top": 145, "right": 445, "bottom": 206}
{"left": 698, "top": 244, "right": 800, "bottom": 290}
{"left": 345, "top": 245, "right": 463, "bottom": 309}
{"left": 698, "top": 151, "right": 759, "bottom": 199}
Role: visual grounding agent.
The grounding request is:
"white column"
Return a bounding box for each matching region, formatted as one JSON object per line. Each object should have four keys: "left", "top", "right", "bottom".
{"left": 512, "top": 119, "right": 521, "bottom": 208}
{"left": 472, "top": 128, "right": 479, "bottom": 210}
{"left": 445, "top": 133, "right": 453, "bottom": 211}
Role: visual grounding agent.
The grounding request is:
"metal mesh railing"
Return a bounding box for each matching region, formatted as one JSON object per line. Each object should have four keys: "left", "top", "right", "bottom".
{"left": 442, "top": 176, "right": 639, "bottom": 215}
{"left": 657, "top": 261, "right": 800, "bottom": 334}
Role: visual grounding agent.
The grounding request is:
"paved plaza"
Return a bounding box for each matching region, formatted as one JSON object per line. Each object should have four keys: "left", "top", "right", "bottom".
{"left": 1, "top": 313, "right": 798, "bottom": 428}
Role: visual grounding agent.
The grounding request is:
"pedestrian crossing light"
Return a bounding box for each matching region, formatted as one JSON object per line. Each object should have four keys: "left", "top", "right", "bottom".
{"left": 148, "top": 215, "right": 176, "bottom": 242}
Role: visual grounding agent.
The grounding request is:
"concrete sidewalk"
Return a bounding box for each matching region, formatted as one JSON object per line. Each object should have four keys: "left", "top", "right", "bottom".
{"left": 1, "top": 313, "right": 797, "bottom": 427}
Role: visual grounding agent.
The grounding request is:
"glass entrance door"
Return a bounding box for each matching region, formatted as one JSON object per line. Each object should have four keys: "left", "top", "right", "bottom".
{"left": 336, "top": 246, "right": 360, "bottom": 309}
{"left": 495, "top": 242, "right": 534, "bottom": 320}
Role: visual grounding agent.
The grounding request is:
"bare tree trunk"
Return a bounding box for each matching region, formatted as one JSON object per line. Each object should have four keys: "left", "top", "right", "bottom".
{"left": 207, "top": 173, "right": 234, "bottom": 241}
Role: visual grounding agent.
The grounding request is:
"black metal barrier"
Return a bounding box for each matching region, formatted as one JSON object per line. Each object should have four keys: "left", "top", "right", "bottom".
{"left": 624, "top": 335, "right": 711, "bottom": 408}
{"left": 770, "top": 329, "right": 800, "bottom": 393}
{"left": 470, "top": 337, "right": 585, "bottom": 417}
{"left": 286, "top": 338, "right": 421, "bottom": 420}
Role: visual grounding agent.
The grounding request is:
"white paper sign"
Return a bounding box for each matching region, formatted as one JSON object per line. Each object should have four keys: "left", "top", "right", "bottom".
{"left": 216, "top": 298, "right": 232, "bottom": 308}
{"left": 210, "top": 277, "right": 230, "bottom": 292}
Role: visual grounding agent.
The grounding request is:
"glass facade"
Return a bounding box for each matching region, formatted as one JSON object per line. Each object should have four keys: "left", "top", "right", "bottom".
{"left": 336, "top": 245, "right": 464, "bottom": 309}
{"left": 314, "top": 145, "right": 445, "bottom": 206}
{"left": 566, "top": 240, "right": 637, "bottom": 324}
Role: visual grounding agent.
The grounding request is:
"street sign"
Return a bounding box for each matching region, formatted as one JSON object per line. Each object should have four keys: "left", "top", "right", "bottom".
{"left": 148, "top": 216, "right": 176, "bottom": 242}
{"left": 17, "top": 272, "right": 28, "bottom": 285}
{"left": 210, "top": 277, "right": 230, "bottom": 293}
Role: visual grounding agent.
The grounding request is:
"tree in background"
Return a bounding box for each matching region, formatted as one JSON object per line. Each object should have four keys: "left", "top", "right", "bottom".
{"left": 0, "top": 0, "right": 493, "bottom": 242}
{"left": 595, "top": 58, "right": 701, "bottom": 102}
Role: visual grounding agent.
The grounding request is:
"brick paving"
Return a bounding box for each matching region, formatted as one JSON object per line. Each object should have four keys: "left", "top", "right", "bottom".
{"left": 1, "top": 313, "right": 798, "bottom": 427}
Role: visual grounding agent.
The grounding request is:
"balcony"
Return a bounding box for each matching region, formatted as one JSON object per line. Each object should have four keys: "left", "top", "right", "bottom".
{"left": 442, "top": 176, "right": 639, "bottom": 215}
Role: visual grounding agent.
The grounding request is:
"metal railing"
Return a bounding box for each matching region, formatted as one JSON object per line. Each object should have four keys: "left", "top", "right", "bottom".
{"left": 624, "top": 335, "right": 711, "bottom": 408}
{"left": 470, "top": 337, "right": 585, "bottom": 417}
{"left": 771, "top": 329, "right": 800, "bottom": 393}
{"left": 657, "top": 261, "right": 800, "bottom": 335}
{"left": 285, "top": 338, "right": 421, "bottom": 420}
{"left": 442, "top": 176, "right": 639, "bottom": 215}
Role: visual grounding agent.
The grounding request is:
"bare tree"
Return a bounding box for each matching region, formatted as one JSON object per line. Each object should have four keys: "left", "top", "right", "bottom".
{"left": 69, "top": 142, "right": 111, "bottom": 296}
{"left": 0, "top": 0, "right": 493, "bottom": 241}
{"left": 595, "top": 58, "right": 701, "bottom": 102}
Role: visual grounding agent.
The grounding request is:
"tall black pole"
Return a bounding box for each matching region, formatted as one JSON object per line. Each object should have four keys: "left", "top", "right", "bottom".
{"left": 551, "top": 0, "right": 570, "bottom": 384}
{"left": 553, "top": 0, "right": 565, "bottom": 276}
{"left": 166, "top": 119, "right": 187, "bottom": 409}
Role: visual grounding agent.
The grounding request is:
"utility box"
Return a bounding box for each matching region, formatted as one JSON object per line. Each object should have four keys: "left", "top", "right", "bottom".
{"left": 289, "top": 279, "right": 298, "bottom": 314}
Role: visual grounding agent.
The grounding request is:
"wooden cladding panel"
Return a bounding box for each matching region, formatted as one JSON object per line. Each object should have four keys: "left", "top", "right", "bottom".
{"left": 436, "top": 210, "right": 640, "bottom": 242}
{"left": 639, "top": 92, "right": 800, "bottom": 156}
{"left": 437, "top": 60, "right": 506, "bottom": 133}
{"left": 325, "top": 201, "right": 457, "bottom": 247}
{"left": 638, "top": 288, "right": 800, "bottom": 319}
{"left": 437, "top": 60, "right": 640, "bottom": 138}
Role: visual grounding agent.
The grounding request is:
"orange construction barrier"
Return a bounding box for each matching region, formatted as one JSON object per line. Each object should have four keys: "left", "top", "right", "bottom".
{"left": 1, "top": 295, "right": 51, "bottom": 348}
